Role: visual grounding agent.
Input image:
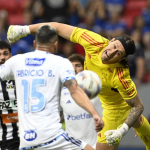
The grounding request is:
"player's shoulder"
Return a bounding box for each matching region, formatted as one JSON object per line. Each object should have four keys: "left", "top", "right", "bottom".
{"left": 112, "top": 66, "right": 131, "bottom": 84}
{"left": 114, "top": 67, "right": 130, "bottom": 76}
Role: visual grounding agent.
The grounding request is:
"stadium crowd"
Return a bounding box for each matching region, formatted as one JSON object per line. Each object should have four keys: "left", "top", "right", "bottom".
{"left": 0, "top": 0, "right": 150, "bottom": 85}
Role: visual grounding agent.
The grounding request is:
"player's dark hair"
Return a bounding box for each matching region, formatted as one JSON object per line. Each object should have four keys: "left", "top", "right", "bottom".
{"left": 116, "top": 34, "right": 136, "bottom": 56}
{"left": 36, "top": 25, "right": 58, "bottom": 44}
{"left": 68, "top": 54, "right": 84, "bottom": 67}
{"left": 107, "top": 34, "right": 135, "bottom": 68}
{"left": 0, "top": 41, "right": 11, "bottom": 52}
{"left": 116, "top": 34, "right": 136, "bottom": 68}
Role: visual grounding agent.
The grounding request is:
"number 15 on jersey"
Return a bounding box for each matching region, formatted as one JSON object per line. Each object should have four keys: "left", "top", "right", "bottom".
{"left": 22, "top": 79, "right": 46, "bottom": 113}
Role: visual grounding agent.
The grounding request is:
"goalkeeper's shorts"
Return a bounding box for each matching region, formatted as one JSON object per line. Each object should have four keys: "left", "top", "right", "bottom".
{"left": 97, "top": 107, "right": 131, "bottom": 143}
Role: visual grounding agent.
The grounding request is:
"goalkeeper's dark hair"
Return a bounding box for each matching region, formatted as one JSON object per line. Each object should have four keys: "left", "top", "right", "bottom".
{"left": 36, "top": 25, "right": 58, "bottom": 44}
{"left": 106, "top": 34, "right": 136, "bottom": 68}
{"left": 68, "top": 54, "right": 85, "bottom": 67}
{"left": 0, "top": 41, "right": 11, "bottom": 52}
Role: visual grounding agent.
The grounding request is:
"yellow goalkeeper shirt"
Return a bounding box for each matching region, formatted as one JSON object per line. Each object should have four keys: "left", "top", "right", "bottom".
{"left": 70, "top": 28, "right": 137, "bottom": 110}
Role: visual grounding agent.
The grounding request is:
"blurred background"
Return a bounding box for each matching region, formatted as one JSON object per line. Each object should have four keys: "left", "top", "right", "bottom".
{"left": 0, "top": 0, "right": 150, "bottom": 149}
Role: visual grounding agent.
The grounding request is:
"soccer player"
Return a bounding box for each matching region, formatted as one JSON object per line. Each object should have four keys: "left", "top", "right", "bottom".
{"left": 7, "top": 23, "right": 150, "bottom": 150}
{"left": 1, "top": 25, "right": 103, "bottom": 150}
{"left": 0, "top": 41, "right": 19, "bottom": 150}
{"left": 60, "top": 54, "right": 102, "bottom": 149}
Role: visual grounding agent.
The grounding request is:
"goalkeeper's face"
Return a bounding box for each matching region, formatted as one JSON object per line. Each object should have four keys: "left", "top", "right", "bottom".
{"left": 0, "top": 48, "right": 12, "bottom": 65}
{"left": 101, "top": 39, "right": 126, "bottom": 64}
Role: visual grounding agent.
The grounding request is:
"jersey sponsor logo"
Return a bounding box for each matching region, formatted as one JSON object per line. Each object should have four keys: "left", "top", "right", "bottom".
{"left": 0, "top": 112, "right": 18, "bottom": 124}
{"left": 25, "top": 58, "right": 45, "bottom": 66}
{"left": 24, "top": 130, "right": 37, "bottom": 141}
{"left": 0, "top": 99, "right": 17, "bottom": 110}
{"left": 67, "top": 113, "right": 92, "bottom": 121}
{"left": 66, "top": 100, "right": 71, "bottom": 104}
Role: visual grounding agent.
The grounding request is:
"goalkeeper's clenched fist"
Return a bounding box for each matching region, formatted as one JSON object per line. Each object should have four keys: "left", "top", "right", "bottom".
{"left": 104, "top": 123, "right": 129, "bottom": 147}
{"left": 7, "top": 25, "right": 30, "bottom": 43}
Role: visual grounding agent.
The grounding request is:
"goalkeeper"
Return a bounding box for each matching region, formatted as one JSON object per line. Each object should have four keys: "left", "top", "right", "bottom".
{"left": 7, "top": 23, "right": 150, "bottom": 150}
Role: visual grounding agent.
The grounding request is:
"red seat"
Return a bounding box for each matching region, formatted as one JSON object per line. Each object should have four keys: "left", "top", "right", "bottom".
{"left": 125, "top": 0, "right": 147, "bottom": 10}
{"left": 122, "top": 0, "right": 147, "bottom": 29}
{"left": 8, "top": 14, "right": 23, "bottom": 25}
{"left": 121, "top": 16, "right": 134, "bottom": 29}
{"left": 0, "top": 0, "right": 19, "bottom": 13}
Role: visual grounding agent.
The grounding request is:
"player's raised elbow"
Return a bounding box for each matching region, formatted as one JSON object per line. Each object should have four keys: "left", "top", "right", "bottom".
{"left": 64, "top": 79, "right": 78, "bottom": 94}
{"left": 139, "top": 103, "right": 144, "bottom": 114}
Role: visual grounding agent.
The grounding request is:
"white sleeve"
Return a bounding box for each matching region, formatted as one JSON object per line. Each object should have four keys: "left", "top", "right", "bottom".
{"left": 59, "top": 59, "right": 76, "bottom": 84}
{"left": 0, "top": 58, "right": 14, "bottom": 80}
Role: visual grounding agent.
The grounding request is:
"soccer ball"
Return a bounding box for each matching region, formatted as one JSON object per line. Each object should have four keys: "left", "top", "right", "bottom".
{"left": 76, "top": 70, "right": 102, "bottom": 99}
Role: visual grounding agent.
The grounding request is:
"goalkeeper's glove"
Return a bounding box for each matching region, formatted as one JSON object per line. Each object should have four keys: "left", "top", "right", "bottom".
{"left": 7, "top": 25, "right": 30, "bottom": 43}
{"left": 104, "top": 123, "right": 129, "bottom": 147}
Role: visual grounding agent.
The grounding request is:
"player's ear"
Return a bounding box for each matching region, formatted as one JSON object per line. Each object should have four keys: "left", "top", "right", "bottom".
{"left": 54, "top": 41, "right": 58, "bottom": 49}
{"left": 33, "top": 40, "right": 36, "bottom": 48}
{"left": 109, "top": 38, "right": 115, "bottom": 44}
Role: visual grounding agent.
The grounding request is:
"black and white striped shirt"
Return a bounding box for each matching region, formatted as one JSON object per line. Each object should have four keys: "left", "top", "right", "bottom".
{"left": 0, "top": 80, "right": 19, "bottom": 141}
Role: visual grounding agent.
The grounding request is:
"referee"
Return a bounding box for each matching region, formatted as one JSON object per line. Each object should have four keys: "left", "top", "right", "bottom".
{"left": 0, "top": 41, "right": 19, "bottom": 150}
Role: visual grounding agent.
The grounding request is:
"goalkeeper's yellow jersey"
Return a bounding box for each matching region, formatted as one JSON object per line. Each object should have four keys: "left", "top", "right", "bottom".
{"left": 70, "top": 28, "right": 137, "bottom": 110}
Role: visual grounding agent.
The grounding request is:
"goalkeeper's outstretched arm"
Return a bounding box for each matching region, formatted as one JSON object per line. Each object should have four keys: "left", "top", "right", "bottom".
{"left": 7, "top": 23, "right": 76, "bottom": 43}
{"left": 30, "top": 23, "right": 75, "bottom": 41}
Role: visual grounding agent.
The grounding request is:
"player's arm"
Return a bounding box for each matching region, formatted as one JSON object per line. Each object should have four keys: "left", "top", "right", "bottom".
{"left": 64, "top": 79, "right": 104, "bottom": 132}
{"left": 124, "top": 94, "right": 144, "bottom": 128}
{"left": 104, "top": 68, "right": 143, "bottom": 146}
{"left": 30, "top": 23, "right": 75, "bottom": 41}
{"left": 7, "top": 23, "right": 75, "bottom": 43}
{"left": 7, "top": 23, "right": 108, "bottom": 53}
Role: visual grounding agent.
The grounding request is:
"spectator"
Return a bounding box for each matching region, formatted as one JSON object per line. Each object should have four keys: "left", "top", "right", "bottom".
{"left": 0, "top": 10, "right": 8, "bottom": 41}
{"left": 132, "top": 16, "right": 150, "bottom": 39}
{"left": 68, "top": 0, "right": 85, "bottom": 26}
{"left": 141, "top": 0, "right": 150, "bottom": 27}
{"left": 104, "top": 0, "right": 126, "bottom": 14}
{"left": 88, "top": 0, "right": 106, "bottom": 20}
{"left": 103, "top": 12, "right": 127, "bottom": 37}
{"left": 132, "top": 16, "right": 145, "bottom": 31}
{"left": 79, "top": 0, "right": 92, "bottom": 8}
{"left": 129, "top": 29, "right": 145, "bottom": 86}
{"left": 39, "top": 0, "right": 69, "bottom": 23}
{"left": 78, "top": 11, "right": 102, "bottom": 34}
{"left": 143, "top": 32, "right": 150, "bottom": 82}
{"left": 60, "top": 41, "right": 75, "bottom": 58}
{"left": 20, "top": 9, "right": 35, "bottom": 50}
{"left": 11, "top": 40, "right": 31, "bottom": 56}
